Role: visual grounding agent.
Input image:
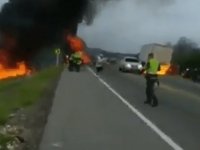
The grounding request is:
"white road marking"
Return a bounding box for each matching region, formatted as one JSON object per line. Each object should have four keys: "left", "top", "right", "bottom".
{"left": 88, "top": 67, "right": 184, "bottom": 150}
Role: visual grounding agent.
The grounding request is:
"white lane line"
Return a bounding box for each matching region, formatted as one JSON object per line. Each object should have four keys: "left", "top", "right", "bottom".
{"left": 88, "top": 67, "right": 184, "bottom": 150}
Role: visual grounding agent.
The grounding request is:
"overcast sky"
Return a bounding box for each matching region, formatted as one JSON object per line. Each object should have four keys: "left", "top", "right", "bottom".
{"left": 78, "top": 0, "right": 200, "bottom": 53}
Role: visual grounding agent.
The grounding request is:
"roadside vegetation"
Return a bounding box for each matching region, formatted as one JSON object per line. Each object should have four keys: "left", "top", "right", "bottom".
{"left": 0, "top": 66, "right": 63, "bottom": 149}
{"left": 172, "top": 37, "right": 200, "bottom": 71}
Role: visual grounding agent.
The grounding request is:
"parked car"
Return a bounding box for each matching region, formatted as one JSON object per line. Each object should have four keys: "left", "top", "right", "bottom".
{"left": 181, "top": 67, "right": 200, "bottom": 82}
{"left": 119, "top": 56, "right": 143, "bottom": 73}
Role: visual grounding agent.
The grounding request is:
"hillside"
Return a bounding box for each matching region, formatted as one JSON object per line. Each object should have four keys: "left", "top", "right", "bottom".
{"left": 86, "top": 48, "right": 138, "bottom": 59}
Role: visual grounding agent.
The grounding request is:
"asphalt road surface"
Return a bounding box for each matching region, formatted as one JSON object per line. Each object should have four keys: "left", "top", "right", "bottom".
{"left": 39, "top": 65, "right": 200, "bottom": 150}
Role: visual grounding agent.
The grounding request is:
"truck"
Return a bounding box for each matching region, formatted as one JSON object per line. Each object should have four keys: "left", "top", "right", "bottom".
{"left": 139, "top": 43, "right": 173, "bottom": 64}
{"left": 139, "top": 43, "right": 175, "bottom": 75}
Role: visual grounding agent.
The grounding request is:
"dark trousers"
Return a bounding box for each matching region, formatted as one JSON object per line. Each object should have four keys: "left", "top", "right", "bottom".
{"left": 68, "top": 60, "right": 74, "bottom": 71}
{"left": 68, "top": 60, "right": 80, "bottom": 72}
{"left": 96, "top": 66, "right": 103, "bottom": 73}
{"left": 146, "top": 75, "right": 158, "bottom": 105}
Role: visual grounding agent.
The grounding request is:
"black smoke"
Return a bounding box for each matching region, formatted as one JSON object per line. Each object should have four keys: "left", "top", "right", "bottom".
{"left": 0, "top": 0, "right": 91, "bottom": 65}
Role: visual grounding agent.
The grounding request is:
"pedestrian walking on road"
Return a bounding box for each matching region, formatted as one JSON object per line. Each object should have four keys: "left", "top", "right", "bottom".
{"left": 144, "top": 53, "right": 160, "bottom": 107}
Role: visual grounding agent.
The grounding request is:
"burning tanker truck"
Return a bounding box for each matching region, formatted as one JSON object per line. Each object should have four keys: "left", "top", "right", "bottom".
{"left": 139, "top": 43, "right": 178, "bottom": 75}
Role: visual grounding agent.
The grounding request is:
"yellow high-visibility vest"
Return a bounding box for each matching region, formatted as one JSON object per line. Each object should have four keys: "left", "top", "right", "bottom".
{"left": 146, "top": 58, "right": 159, "bottom": 74}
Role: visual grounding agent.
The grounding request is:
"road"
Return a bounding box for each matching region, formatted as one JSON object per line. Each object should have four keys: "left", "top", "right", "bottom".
{"left": 39, "top": 64, "right": 200, "bottom": 150}
{"left": 99, "top": 64, "right": 200, "bottom": 150}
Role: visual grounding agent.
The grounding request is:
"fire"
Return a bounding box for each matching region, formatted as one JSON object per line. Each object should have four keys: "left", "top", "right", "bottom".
{"left": 143, "top": 64, "right": 179, "bottom": 76}
{"left": 66, "top": 35, "right": 91, "bottom": 64}
{"left": 157, "top": 64, "right": 171, "bottom": 75}
{"left": 67, "top": 35, "right": 84, "bottom": 52}
{"left": 0, "top": 50, "right": 30, "bottom": 80}
{"left": 157, "top": 64, "right": 179, "bottom": 75}
{"left": 0, "top": 33, "right": 31, "bottom": 80}
{"left": 0, "top": 62, "right": 30, "bottom": 80}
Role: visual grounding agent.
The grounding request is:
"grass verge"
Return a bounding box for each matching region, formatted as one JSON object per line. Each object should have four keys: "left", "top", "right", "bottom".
{"left": 0, "top": 65, "right": 63, "bottom": 148}
{"left": 0, "top": 66, "right": 63, "bottom": 124}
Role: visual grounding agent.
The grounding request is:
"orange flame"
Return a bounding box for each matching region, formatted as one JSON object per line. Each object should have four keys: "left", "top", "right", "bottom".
{"left": 66, "top": 35, "right": 85, "bottom": 52}
{"left": 157, "top": 64, "right": 171, "bottom": 75}
{"left": 157, "top": 64, "right": 179, "bottom": 75}
{"left": 0, "top": 33, "right": 31, "bottom": 79}
{"left": 66, "top": 35, "right": 91, "bottom": 64}
{"left": 143, "top": 64, "right": 178, "bottom": 76}
{"left": 0, "top": 62, "right": 30, "bottom": 80}
{"left": 0, "top": 50, "right": 30, "bottom": 80}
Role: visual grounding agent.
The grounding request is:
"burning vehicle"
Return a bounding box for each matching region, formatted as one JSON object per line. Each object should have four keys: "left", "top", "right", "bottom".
{"left": 65, "top": 34, "right": 91, "bottom": 72}
{"left": 139, "top": 43, "right": 178, "bottom": 75}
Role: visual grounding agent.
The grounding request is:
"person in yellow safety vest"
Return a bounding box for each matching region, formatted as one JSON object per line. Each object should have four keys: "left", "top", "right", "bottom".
{"left": 68, "top": 51, "right": 82, "bottom": 72}
{"left": 72, "top": 51, "right": 82, "bottom": 65}
{"left": 144, "top": 53, "right": 160, "bottom": 107}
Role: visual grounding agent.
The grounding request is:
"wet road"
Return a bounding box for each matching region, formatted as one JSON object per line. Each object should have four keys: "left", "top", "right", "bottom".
{"left": 98, "top": 64, "right": 200, "bottom": 150}
{"left": 39, "top": 65, "right": 200, "bottom": 150}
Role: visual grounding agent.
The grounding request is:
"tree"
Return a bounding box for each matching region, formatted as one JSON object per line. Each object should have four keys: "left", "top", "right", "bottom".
{"left": 172, "top": 37, "right": 200, "bottom": 71}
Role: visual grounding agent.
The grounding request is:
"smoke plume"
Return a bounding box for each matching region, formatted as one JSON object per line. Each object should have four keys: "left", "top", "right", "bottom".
{"left": 0, "top": 0, "right": 91, "bottom": 65}
{"left": 0, "top": 0, "right": 177, "bottom": 65}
